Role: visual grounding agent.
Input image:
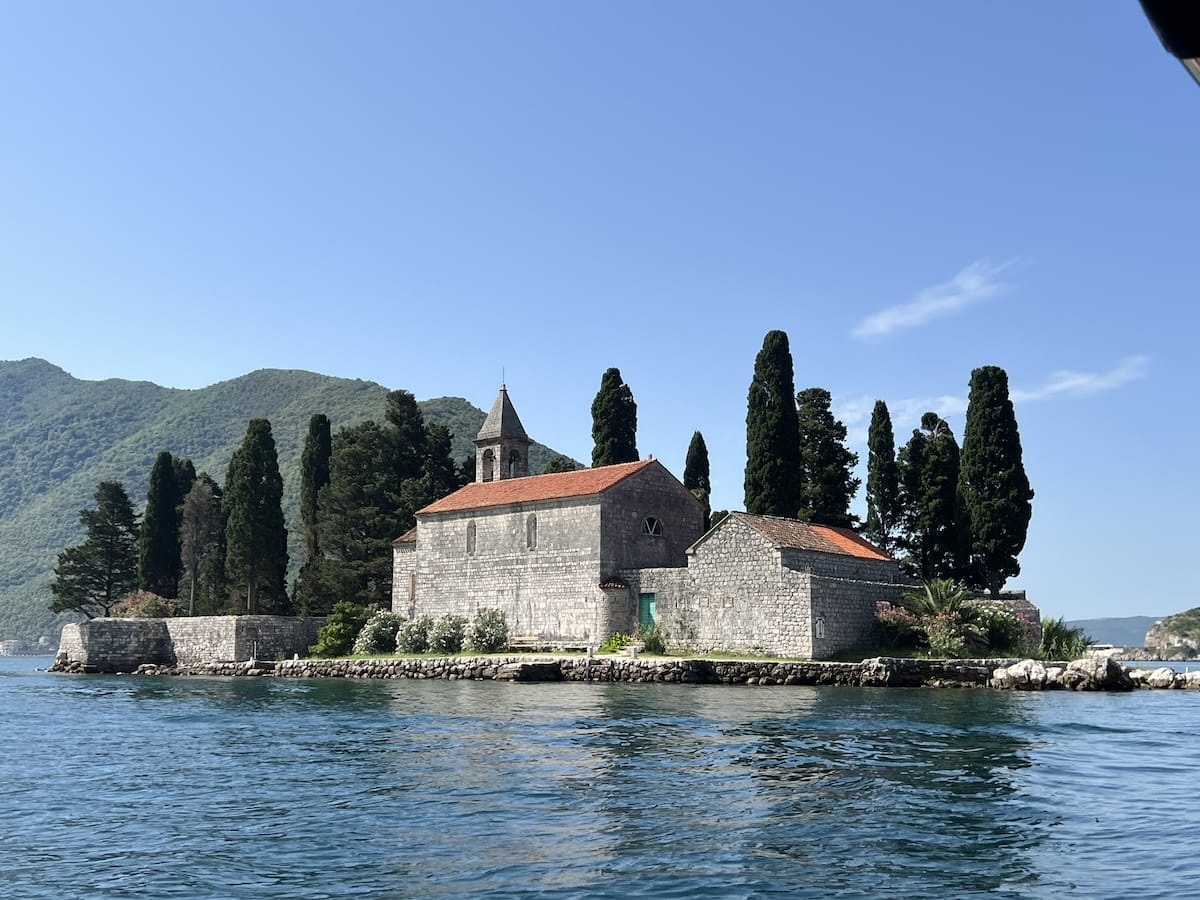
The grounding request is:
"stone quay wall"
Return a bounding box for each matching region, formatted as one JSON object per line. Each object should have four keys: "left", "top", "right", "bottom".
{"left": 80, "top": 653, "right": 1200, "bottom": 692}
{"left": 54, "top": 616, "right": 325, "bottom": 673}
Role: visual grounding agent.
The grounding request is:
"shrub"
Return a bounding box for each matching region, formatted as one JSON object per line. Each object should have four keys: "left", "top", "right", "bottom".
{"left": 430, "top": 614, "right": 467, "bottom": 654}
{"left": 924, "top": 610, "right": 969, "bottom": 658}
{"left": 111, "top": 590, "right": 180, "bottom": 618}
{"left": 352, "top": 610, "right": 403, "bottom": 655}
{"left": 310, "top": 601, "right": 369, "bottom": 658}
{"left": 875, "top": 600, "right": 919, "bottom": 649}
{"left": 468, "top": 608, "right": 508, "bottom": 653}
{"left": 397, "top": 615, "right": 434, "bottom": 654}
{"left": 1040, "top": 617, "right": 1092, "bottom": 660}
{"left": 641, "top": 624, "right": 667, "bottom": 655}
{"left": 601, "top": 632, "right": 631, "bottom": 653}
{"left": 962, "top": 598, "right": 1025, "bottom": 656}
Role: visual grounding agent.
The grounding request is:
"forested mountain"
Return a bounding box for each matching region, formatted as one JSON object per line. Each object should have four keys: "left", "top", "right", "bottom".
{"left": 0, "top": 359, "right": 561, "bottom": 644}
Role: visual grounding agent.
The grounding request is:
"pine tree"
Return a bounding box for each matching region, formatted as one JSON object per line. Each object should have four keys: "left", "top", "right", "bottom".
{"left": 179, "top": 478, "right": 219, "bottom": 615}
{"left": 591, "top": 368, "right": 639, "bottom": 466}
{"left": 139, "top": 451, "right": 183, "bottom": 598}
{"left": 898, "top": 413, "right": 964, "bottom": 581}
{"left": 958, "top": 365, "right": 1034, "bottom": 598}
{"left": 51, "top": 481, "right": 140, "bottom": 618}
{"left": 543, "top": 455, "right": 578, "bottom": 474}
{"left": 224, "top": 419, "right": 289, "bottom": 614}
{"left": 421, "top": 423, "right": 460, "bottom": 504}
{"left": 744, "top": 330, "right": 801, "bottom": 517}
{"left": 796, "top": 387, "right": 860, "bottom": 528}
{"left": 299, "top": 414, "right": 332, "bottom": 567}
{"left": 864, "top": 400, "right": 901, "bottom": 553}
{"left": 684, "top": 430, "right": 712, "bottom": 529}
{"left": 314, "top": 421, "right": 406, "bottom": 609}
{"left": 385, "top": 389, "right": 427, "bottom": 483}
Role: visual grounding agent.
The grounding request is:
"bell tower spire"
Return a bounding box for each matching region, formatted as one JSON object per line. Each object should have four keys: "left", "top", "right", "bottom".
{"left": 474, "top": 385, "right": 533, "bottom": 482}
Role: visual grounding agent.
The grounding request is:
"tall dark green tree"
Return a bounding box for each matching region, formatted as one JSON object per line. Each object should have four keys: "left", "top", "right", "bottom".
{"left": 313, "top": 421, "right": 406, "bottom": 610}
{"left": 421, "top": 423, "right": 460, "bottom": 504}
{"left": 179, "top": 478, "right": 219, "bottom": 616}
{"left": 898, "top": 413, "right": 964, "bottom": 581}
{"left": 543, "top": 455, "right": 578, "bottom": 474}
{"left": 299, "top": 414, "right": 332, "bottom": 567}
{"left": 385, "top": 389, "right": 427, "bottom": 483}
{"left": 139, "top": 451, "right": 183, "bottom": 598}
{"left": 591, "top": 368, "right": 639, "bottom": 466}
{"left": 224, "top": 419, "right": 289, "bottom": 614}
{"left": 684, "top": 430, "right": 712, "bottom": 529}
{"left": 958, "top": 365, "right": 1034, "bottom": 598}
{"left": 172, "top": 457, "right": 196, "bottom": 505}
{"left": 193, "top": 474, "right": 229, "bottom": 615}
{"left": 51, "top": 481, "right": 140, "bottom": 618}
{"left": 864, "top": 400, "right": 901, "bottom": 553}
{"left": 745, "top": 330, "right": 801, "bottom": 517}
{"left": 795, "top": 387, "right": 860, "bottom": 528}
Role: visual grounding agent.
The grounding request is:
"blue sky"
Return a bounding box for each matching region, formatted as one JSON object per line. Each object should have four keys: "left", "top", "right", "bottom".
{"left": 2, "top": 3, "right": 1196, "bottom": 621}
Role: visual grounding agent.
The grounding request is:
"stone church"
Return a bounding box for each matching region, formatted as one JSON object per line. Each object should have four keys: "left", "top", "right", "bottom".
{"left": 392, "top": 388, "right": 902, "bottom": 658}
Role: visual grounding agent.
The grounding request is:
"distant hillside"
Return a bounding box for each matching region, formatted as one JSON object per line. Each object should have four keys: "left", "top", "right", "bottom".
{"left": 1144, "top": 608, "right": 1200, "bottom": 651}
{"left": 1064, "top": 616, "right": 1162, "bottom": 648}
{"left": 0, "top": 359, "right": 565, "bottom": 645}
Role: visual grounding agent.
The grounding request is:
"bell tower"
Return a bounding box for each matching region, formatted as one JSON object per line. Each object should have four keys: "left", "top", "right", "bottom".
{"left": 474, "top": 385, "right": 533, "bottom": 483}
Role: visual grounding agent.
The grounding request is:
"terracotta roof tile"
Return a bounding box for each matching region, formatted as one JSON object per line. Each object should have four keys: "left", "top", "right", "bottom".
{"left": 418, "top": 459, "right": 657, "bottom": 515}
{"left": 391, "top": 527, "right": 418, "bottom": 546}
{"left": 732, "top": 513, "right": 893, "bottom": 562}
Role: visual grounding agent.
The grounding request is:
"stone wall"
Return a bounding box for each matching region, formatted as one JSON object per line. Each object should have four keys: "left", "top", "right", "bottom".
{"left": 411, "top": 497, "right": 606, "bottom": 643}
{"left": 809, "top": 574, "right": 902, "bottom": 659}
{"left": 54, "top": 616, "right": 325, "bottom": 673}
{"left": 599, "top": 464, "right": 706, "bottom": 574}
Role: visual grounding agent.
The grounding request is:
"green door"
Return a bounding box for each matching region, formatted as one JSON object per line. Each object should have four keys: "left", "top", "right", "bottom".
{"left": 638, "top": 593, "right": 657, "bottom": 630}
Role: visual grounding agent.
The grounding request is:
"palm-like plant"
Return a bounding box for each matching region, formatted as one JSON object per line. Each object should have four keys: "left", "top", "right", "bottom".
{"left": 901, "top": 578, "right": 969, "bottom": 616}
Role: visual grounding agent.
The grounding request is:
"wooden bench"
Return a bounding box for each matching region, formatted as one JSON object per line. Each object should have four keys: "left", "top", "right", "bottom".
{"left": 507, "top": 635, "right": 541, "bottom": 652}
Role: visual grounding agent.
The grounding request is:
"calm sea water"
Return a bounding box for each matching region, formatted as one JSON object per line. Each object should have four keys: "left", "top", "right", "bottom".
{"left": 3, "top": 656, "right": 1198, "bottom": 899}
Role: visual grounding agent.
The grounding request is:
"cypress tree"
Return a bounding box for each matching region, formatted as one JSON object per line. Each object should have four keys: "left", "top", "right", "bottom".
{"left": 958, "top": 365, "right": 1034, "bottom": 598}
{"left": 796, "top": 387, "right": 860, "bottom": 528}
{"left": 172, "top": 457, "right": 196, "bottom": 504}
{"left": 864, "top": 400, "right": 901, "bottom": 553}
{"left": 224, "top": 419, "right": 289, "bottom": 614}
{"left": 179, "top": 478, "right": 219, "bottom": 616}
{"left": 744, "top": 330, "right": 801, "bottom": 517}
{"left": 51, "top": 481, "right": 140, "bottom": 618}
{"left": 385, "top": 389, "right": 427, "bottom": 483}
{"left": 299, "top": 414, "right": 332, "bottom": 567}
{"left": 897, "top": 413, "right": 964, "bottom": 581}
{"left": 139, "top": 451, "right": 182, "bottom": 598}
{"left": 684, "top": 430, "right": 712, "bottom": 529}
{"left": 591, "top": 367, "right": 639, "bottom": 466}
{"left": 421, "top": 423, "right": 460, "bottom": 504}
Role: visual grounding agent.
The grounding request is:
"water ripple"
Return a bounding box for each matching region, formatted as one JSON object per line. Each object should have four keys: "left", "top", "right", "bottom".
{"left": 2, "top": 659, "right": 1199, "bottom": 898}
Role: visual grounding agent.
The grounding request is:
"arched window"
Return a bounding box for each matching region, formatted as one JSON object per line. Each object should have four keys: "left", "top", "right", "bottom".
{"left": 507, "top": 450, "right": 521, "bottom": 478}
{"left": 641, "top": 516, "right": 663, "bottom": 536}
{"left": 526, "top": 513, "right": 538, "bottom": 550}
{"left": 814, "top": 617, "right": 826, "bottom": 640}
{"left": 481, "top": 449, "right": 495, "bottom": 482}
{"left": 466, "top": 521, "right": 476, "bottom": 555}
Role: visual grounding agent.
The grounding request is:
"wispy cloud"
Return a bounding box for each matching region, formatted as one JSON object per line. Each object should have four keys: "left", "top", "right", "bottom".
{"left": 838, "top": 356, "right": 1149, "bottom": 446}
{"left": 1010, "top": 356, "right": 1149, "bottom": 403}
{"left": 851, "top": 260, "right": 1014, "bottom": 340}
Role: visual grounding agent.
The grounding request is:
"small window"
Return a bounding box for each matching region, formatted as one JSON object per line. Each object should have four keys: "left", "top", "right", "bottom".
{"left": 814, "top": 617, "right": 826, "bottom": 640}
{"left": 507, "top": 450, "right": 521, "bottom": 478}
{"left": 641, "top": 516, "right": 663, "bottom": 536}
{"left": 466, "top": 521, "right": 476, "bottom": 555}
{"left": 481, "top": 449, "right": 495, "bottom": 483}
{"left": 526, "top": 513, "right": 538, "bottom": 550}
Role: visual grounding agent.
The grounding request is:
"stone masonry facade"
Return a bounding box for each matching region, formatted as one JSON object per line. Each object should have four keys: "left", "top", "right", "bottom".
{"left": 56, "top": 616, "right": 325, "bottom": 672}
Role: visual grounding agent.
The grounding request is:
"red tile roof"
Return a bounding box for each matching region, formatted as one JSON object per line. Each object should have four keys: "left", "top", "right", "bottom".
{"left": 418, "top": 459, "right": 658, "bottom": 515}
{"left": 391, "top": 527, "right": 418, "bottom": 546}
{"left": 732, "top": 513, "right": 893, "bottom": 562}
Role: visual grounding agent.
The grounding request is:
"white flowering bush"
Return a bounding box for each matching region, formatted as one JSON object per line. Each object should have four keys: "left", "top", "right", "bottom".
{"left": 397, "top": 615, "right": 434, "bottom": 654}
{"left": 468, "top": 608, "right": 508, "bottom": 653}
{"left": 962, "top": 598, "right": 1026, "bottom": 656}
{"left": 430, "top": 614, "right": 468, "bottom": 654}
{"left": 352, "top": 610, "right": 403, "bottom": 655}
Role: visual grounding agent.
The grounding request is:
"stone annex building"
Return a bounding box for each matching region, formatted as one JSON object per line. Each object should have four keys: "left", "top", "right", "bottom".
{"left": 391, "top": 388, "right": 904, "bottom": 658}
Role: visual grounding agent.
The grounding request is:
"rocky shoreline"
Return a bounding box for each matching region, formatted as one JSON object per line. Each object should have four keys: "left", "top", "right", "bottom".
{"left": 50, "top": 653, "right": 1200, "bottom": 691}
